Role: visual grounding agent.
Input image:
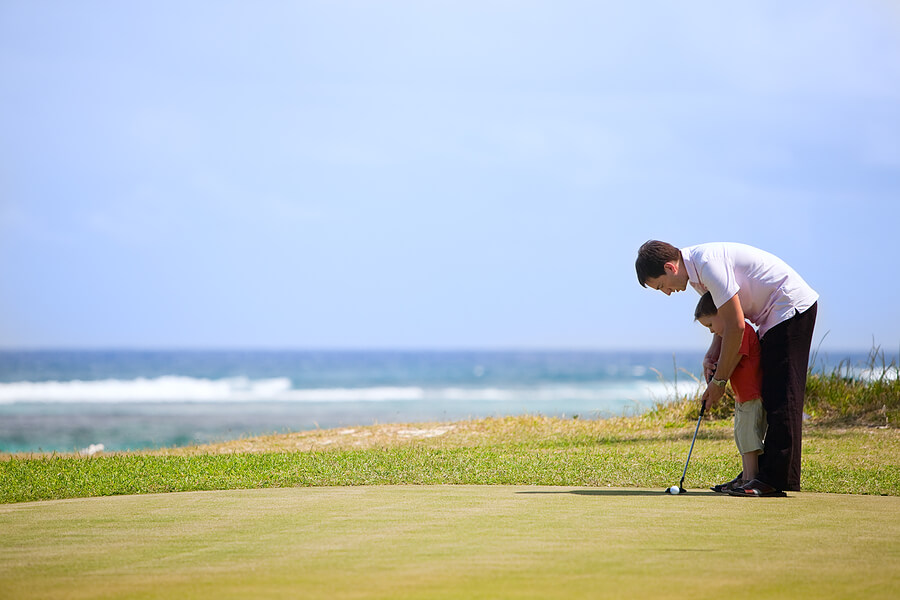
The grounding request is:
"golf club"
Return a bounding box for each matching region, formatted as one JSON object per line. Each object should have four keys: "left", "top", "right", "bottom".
{"left": 664, "top": 372, "right": 711, "bottom": 494}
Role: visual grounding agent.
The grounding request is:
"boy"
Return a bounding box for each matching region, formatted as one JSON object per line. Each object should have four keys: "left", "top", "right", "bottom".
{"left": 694, "top": 292, "right": 767, "bottom": 493}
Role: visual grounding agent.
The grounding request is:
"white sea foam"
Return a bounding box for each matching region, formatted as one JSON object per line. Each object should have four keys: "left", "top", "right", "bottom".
{"left": 844, "top": 367, "right": 899, "bottom": 381}
{"left": 0, "top": 376, "right": 676, "bottom": 405}
{"left": 79, "top": 443, "right": 105, "bottom": 456}
{"left": 0, "top": 376, "right": 292, "bottom": 403}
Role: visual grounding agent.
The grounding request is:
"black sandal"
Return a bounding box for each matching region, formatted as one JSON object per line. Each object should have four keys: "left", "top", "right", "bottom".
{"left": 728, "top": 478, "right": 787, "bottom": 498}
{"left": 711, "top": 475, "right": 744, "bottom": 494}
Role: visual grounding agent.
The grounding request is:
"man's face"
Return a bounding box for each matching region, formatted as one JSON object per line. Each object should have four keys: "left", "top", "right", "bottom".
{"left": 644, "top": 264, "right": 686, "bottom": 296}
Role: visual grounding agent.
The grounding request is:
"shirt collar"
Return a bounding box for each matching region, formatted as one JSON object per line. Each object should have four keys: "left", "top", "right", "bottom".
{"left": 681, "top": 249, "right": 706, "bottom": 294}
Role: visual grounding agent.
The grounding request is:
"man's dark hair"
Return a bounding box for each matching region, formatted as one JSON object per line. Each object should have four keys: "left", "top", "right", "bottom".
{"left": 635, "top": 240, "right": 680, "bottom": 287}
{"left": 694, "top": 291, "right": 718, "bottom": 320}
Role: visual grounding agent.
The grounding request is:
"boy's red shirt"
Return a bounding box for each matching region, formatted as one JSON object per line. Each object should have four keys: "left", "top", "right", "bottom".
{"left": 729, "top": 324, "right": 763, "bottom": 403}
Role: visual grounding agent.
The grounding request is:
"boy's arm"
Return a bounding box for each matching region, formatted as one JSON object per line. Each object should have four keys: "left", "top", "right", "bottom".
{"left": 702, "top": 294, "right": 745, "bottom": 410}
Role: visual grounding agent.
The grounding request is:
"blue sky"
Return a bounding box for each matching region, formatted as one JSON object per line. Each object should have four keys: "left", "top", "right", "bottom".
{"left": 1, "top": 1, "right": 899, "bottom": 352}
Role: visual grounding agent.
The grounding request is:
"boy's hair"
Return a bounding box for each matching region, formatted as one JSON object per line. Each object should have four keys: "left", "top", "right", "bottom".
{"left": 635, "top": 240, "right": 680, "bottom": 287}
{"left": 694, "top": 291, "right": 717, "bottom": 320}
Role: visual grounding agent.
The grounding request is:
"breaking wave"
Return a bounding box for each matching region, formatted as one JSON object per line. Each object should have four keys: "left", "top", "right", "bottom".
{"left": 0, "top": 376, "right": 676, "bottom": 405}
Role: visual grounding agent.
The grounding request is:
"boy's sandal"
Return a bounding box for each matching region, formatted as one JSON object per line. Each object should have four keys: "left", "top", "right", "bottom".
{"left": 711, "top": 476, "right": 744, "bottom": 494}
{"left": 727, "top": 479, "right": 787, "bottom": 498}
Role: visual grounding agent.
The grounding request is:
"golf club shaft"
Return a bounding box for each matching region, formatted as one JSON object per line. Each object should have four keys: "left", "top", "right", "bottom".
{"left": 678, "top": 391, "right": 707, "bottom": 487}
{"left": 678, "top": 407, "right": 704, "bottom": 487}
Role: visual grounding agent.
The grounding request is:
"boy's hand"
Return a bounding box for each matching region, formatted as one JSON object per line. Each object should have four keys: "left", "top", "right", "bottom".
{"left": 702, "top": 366, "right": 724, "bottom": 411}
{"left": 702, "top": 380, "right": 726, "bottom": 411}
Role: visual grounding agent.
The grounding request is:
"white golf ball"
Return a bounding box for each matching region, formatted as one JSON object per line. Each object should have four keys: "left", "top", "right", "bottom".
{"left": 669, "top": 486, "right": 681, "bottom": 495}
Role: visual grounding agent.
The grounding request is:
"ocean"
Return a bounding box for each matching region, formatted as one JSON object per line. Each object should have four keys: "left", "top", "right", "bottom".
{"left": 0, "top": 349, "right": 869, "bottom": 454}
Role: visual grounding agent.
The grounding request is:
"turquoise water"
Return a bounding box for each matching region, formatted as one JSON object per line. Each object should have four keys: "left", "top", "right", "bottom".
{"left": 0, "top": 349, "right": 871, "bottom": 453}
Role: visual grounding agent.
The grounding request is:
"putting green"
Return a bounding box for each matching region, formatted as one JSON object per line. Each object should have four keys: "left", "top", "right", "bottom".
{"left": 1, "top": 486, "right": 898, "bottom": 599}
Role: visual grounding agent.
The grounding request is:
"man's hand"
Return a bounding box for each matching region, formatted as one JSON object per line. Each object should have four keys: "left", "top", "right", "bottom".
{"left": 703, "top": 336, "right": 722, "bottom": 382}
{"left": 703, "top": 356, "right": 717, "bottom": 382}
{"left": 702, "top": 293, "right": 744, "bottom": 412}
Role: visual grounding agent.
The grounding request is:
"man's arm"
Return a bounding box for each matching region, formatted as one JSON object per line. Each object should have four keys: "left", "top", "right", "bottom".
{"left": 703, "top": 335, "right": 722, "bottom": 381}
{"left": 702, "top": 293, "right": 745, "bottom": 410}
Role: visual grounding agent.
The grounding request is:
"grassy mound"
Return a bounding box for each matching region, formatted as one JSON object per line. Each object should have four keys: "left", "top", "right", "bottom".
{"left": 2, "top": 413, "right": 897, "bottom": 503}
{"left": 2, "top": 354, "right": 898, "bottom": 504}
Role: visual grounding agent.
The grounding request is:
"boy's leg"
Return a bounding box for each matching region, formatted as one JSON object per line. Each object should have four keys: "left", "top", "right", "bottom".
{"left": 734, "top": 399, "right": 765, "bottom": 483}
{"left": 741, "top": 451, "right": 761, "bottom": 482}
{"left": 759, "top": 303, "right": 817, "bottom": 491}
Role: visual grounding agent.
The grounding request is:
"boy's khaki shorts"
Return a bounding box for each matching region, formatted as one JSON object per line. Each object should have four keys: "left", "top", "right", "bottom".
{"left": 734, "top": 398, "right": 767, "bottom": 455}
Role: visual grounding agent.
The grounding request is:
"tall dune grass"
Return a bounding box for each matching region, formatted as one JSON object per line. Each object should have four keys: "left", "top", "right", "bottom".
{"left": 646, "top": 346, "right": 899, "bottom": 427}
{"left": 805, "top": 345, "right": 899, "bottom": 427}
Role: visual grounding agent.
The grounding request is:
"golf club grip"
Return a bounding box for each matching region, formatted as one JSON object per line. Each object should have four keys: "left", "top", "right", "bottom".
{"left": 702, "top": 368, "right": 714, "bottom": 417}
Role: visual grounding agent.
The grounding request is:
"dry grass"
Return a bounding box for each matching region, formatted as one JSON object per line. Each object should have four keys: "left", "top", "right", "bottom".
{"left": 132, "top": 413, "right": 714, "bottom": 456}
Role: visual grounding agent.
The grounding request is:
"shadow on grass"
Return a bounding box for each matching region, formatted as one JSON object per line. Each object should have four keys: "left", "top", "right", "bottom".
{"left": 517, "top": 489, "right": 797, "bottom": 499}
{"left": 516, "top": 489, "right": 720, "bottom": 497}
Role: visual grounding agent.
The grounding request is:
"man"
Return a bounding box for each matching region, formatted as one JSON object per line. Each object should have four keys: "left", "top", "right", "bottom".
{"left": 635, "top": 240, "right": 818, "bottom": 497}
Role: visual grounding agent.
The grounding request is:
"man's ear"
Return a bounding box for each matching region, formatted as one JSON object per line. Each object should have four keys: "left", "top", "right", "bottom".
{"left": 664, "top": 261, "right": 678, "bottom": 275}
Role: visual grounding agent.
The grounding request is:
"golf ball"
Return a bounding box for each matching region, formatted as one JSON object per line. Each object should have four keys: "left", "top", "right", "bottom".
{"left": 669, "top": 486, "right": 680, "bottom": 495}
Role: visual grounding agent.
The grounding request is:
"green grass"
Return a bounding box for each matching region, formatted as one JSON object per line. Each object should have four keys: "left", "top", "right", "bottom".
{"left": 2, "top": 417, "right": 898, "bottom": 503}
{"left": 2, "top": 486, "right": 898, "bottom": 599}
